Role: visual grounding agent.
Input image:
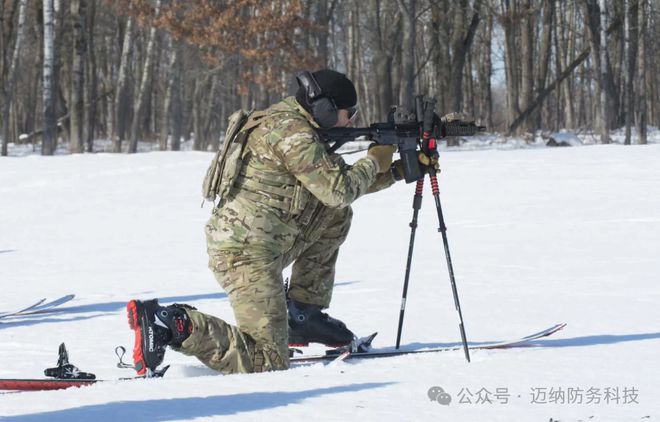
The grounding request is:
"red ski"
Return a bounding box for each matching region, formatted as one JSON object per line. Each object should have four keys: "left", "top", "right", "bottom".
{"left": 0, "top": 378, "right": 97, "bottom": 391}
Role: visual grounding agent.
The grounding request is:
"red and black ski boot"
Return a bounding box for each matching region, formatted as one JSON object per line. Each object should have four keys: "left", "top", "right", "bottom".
{"left": 126, "top": 299, "right": 194, "bottom": 376}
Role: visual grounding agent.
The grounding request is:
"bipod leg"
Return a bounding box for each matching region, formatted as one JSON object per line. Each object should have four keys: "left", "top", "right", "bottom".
{"left": 429, "top": 170, "right": 471, "bottom": 362}
{"left": 395, "top": 177, "right": 425, "bottom": 349}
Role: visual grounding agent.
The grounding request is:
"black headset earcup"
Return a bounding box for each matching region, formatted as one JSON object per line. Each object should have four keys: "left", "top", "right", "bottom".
{"left": 311, "top": 98, "right": 338, "bottom": 129}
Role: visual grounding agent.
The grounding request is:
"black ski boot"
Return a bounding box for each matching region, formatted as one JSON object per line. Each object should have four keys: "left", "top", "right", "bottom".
{"left": 287, "top": 299, "right": 355, "bottom": 347}
{"left": 126, "top": 299, "right": 194, "bottom": 376}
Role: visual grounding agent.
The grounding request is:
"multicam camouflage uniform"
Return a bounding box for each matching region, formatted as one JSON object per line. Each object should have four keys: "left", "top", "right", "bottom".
{"left": 178, "top": 97, "right": 395, "bottom": 374}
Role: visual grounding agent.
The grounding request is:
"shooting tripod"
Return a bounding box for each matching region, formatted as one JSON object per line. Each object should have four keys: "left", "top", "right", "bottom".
{"left": 394, "top": 97, "right": 471, "bottom": 362}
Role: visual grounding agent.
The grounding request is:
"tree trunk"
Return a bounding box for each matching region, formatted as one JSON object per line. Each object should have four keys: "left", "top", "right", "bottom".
{"left": 170, "top": 47, "right": 183, "bottom": 151}
{"left": 636, "top": 0, "right": 647, "bottom": 144}
{"left": 103, "top": 33, "right": 115, "bottom": 145}
{"left": 558, "top": 2, "right": 576, "bottom": 128}
{"left": 42, "top": 0, "right": 57, "bottom": 155}
{"left": 623, "top": 0, "right": 638, "bottom": 145}
{"left": 482, "top": 12, "right": 493, "bottom": 129}
{"left": 1, "top": 0, "right": 6, "bottom": 155}
{"left": 52, "top": 0, "right": 64, "bottom": 151}
{"left": 519, "top": 0, "right": 535, "bottom": 132}
{"left": 534, "top": 0, "right": 554, "bottom": 130}
{"left": 315, "top": 0, "right": 336, "bottom": 67}
{"left": 159, "top": 36, "right": 179, "bottom": 151}
{"left": 85, "top": 0, "right": 97, "bottom": 152}
{"left": 128, "top": 0, "right": 161, "bottom": 154}
{"left": 501, "top": 0, "right": 519, "bottom": 127}
{"left": 397, "top": 0, "right": 416, "bottom": 111}
{"left": 113, "top": 15, "right": 134, "bottom": 153}
{"left": 598, "top": 0, "right": 609, "bottom": 144}
{"left": 371, "top": 0, "right": 395, "bottom": 119}
{"left": 448, "top": 0, "right": 480, "bottom": 113}
{"left": 0, "top": 0, "right": 4, "bottom": 98}
{"left": 192, "top": 77, "right": 202, "bottom": 151}
{"left": 2, "top": 0, "right": 28, "bottom": 156}
{"left": 204, "top": 74, "right": 219, "bottom": 151}
{"left": 69, "top": 0, "right": 86, "bottom": 154}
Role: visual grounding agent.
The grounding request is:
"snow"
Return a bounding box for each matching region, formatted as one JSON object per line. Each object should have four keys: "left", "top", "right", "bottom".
{"left": 1, "top": 142, "right": 659, "bottom": 421}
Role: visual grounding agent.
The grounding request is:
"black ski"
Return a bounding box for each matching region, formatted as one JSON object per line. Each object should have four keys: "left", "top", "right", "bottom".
{"left": 291, "top": 323, "right": 566, "bottom": 364}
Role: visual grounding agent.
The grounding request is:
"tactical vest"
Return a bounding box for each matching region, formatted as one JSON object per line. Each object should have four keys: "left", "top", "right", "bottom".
{"left": 202, "top": 109, "right": 268, "bottom": 205}
{"left": 204, "top": 105, "right": 317, "bottom": 224}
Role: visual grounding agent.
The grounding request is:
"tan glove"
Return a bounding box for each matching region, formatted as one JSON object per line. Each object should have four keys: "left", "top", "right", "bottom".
{"left": 418, "top": 152, "right": 439, "bottom": 170}
{"left": 367, "top": 144, "right": 397, "bottom": 173}
{"left": 391, "top": 153, "right": 440, "bottom": 181}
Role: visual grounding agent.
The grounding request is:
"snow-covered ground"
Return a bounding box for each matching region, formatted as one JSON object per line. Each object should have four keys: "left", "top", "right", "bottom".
{"left": 1, "top": 140, "right": 659, "bottom": 421}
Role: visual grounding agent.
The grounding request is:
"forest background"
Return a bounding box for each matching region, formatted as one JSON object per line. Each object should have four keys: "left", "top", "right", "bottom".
{"left": 0, "top": 0, "right": 657, "bottom": 156}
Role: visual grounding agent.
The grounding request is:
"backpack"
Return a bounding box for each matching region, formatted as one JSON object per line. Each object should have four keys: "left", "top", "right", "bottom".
{"left": 201, "top": 109, "right": 267, "bottom": 206}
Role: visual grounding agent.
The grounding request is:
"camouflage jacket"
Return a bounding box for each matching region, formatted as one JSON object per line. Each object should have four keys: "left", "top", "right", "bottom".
{"left": 206, "top": 96, "right": 395, "bottom": 257}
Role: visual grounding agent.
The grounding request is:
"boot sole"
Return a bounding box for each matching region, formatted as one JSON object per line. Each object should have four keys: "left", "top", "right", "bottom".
{"left": 126, "top": 300, "right": 147, "bottom": 376}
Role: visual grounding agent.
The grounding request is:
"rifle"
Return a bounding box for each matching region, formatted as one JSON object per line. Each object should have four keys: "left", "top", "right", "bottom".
{"left": 316, "top": 97, "right": 485, "bottom": 183}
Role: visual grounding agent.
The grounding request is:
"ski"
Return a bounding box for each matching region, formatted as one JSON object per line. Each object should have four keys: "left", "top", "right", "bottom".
{"left": 0, "top": 343, "right": 165, "bottom": 392}
{"left": 0, "top": 298, "right": 47, "bottom": 319}
{"left": 0, "top": 375, "right": 151, "bottom": 392}
{"left": 0, "top": 324, "right": 567, "bottom": 391}
{"left": 291, "top": 323, "right": 567, "bottom": 364}
{"left": 0, "top": 378, "right": 100, "bottom": 391}
{"left": 0, "top": 294, "right": 75, "bottom": 320}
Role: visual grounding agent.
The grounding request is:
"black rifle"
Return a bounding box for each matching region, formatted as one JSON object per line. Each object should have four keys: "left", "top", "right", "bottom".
{"left": 316, "top": 103, "right": 485, "bottom": 183}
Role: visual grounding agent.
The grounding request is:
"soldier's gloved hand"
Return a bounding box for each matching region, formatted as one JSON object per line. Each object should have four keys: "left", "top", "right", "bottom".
{"left": 418, "top": 152, "right": 440, "bottom": 172}
{"left": 367, "top": 144, "right": 397, "bottom": 173}
{"left": 391, "top": 153, "right": 440, "bottom": 182}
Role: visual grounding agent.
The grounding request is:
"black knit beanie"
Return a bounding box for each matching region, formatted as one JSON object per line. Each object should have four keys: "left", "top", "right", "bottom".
{"left": 295, "top": 69, "right": 357, "bottom": 111}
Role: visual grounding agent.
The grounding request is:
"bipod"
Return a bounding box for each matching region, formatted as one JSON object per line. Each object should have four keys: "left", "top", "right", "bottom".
{"left": 394, "top": 97, "right": 471, "bottom": 362}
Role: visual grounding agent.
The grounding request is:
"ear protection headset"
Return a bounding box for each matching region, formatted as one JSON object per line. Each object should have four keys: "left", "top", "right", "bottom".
{"left": 295, "top": 70, "right": 339, "bottom": 129}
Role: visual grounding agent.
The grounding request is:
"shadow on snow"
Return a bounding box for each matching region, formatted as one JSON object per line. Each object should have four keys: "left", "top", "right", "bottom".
{"left": 1, "top": 382, "right": 393, "bottom": 421}
{"left": 0, "top": 292, "right": 227, "bottom": 329}
{"left": 0, "top": 281, "right": 360, "bottom": 329}
{"left": 399, "top": 332, "right": 660, "bottom": 352}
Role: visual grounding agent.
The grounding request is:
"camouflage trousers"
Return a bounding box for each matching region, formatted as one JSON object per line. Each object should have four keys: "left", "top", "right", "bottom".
{"left": 178, "top": 204, "right": 353, "bottom": 374}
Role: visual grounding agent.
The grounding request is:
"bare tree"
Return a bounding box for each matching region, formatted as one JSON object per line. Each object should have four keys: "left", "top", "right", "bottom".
{"left": 159, "top": 35, "right": 178, "bottom": 151}
{"left": 500, "top": 0, "right": 520, "bottom": 128}
{"left": 637, "top": 0, "right": 647, "bottom": 144}
{"left": 1, "top": 0, "right": 28, "bottom": 156}
{"left": 449, "top": 0, "right": 481, "bottom": 113}
{"left": 623, "top": 0, "right": 638, "bottom": 145}
{"left": 369, "top": 0, "right": 398, "bottom": 119}
{"left": 129, "top": 0, "right": 160, "bottom": 153}
{"left": 113, "top": 15, "right": 134, "bottom": 153}
{"left": 534, "top": 0, "right": 554, "bottom": 130}
{"left": 69, "top": 0, "right": 86, "bottom": 153}
{"left": 42, "top": 0, "right": 57, "bottom": 155}
{"left": 518, "top": 0, "right": 535, "bottom": 131}
{"left": 598, "top": 0, "right": 609, "bottom": 144}
{"left": 397, "top": 0, "right": 416, "bottom": 110}
{"left": 85, "top": 0, "right": 98, "bottom": 152}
